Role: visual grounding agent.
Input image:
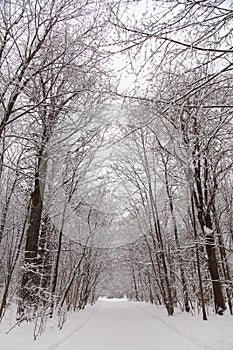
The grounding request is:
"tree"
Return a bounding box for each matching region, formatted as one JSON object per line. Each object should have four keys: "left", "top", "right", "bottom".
{"left": 106, "top": 0, "right": 233, "bottom": 316}
{"left": 0, "top": 0, "right": 110, "bottom": 321}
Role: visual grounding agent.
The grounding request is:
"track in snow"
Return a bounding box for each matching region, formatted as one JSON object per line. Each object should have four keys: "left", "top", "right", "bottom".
{"left": 52, "top": 301, "right": 201, "bottom": 350}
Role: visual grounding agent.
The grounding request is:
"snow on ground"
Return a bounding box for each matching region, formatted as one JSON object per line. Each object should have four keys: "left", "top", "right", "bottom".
{"left": 0, "top": 300, "right": 232, "bottom": 350}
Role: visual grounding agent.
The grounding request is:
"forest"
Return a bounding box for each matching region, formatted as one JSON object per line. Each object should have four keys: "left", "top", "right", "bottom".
{"left": 0, "top": 0, "right": 232, "bottom": 337}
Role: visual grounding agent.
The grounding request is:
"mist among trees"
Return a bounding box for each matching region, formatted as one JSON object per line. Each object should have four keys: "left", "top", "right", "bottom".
{"left": 0, "top": 0, "right": 232, "bottom": 336}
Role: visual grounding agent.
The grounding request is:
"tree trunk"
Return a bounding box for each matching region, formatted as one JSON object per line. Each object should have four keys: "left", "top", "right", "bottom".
{"left": 20, "top": 147, "right": 47, "bottom": 313}
{"left": 204, "top": 213, "right": 226, "bottom": 314}
{"left": 191, "top": 194, "right": 207, "bottom": 321}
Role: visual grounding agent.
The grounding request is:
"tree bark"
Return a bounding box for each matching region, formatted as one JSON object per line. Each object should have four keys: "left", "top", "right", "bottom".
{"left": 20, "top": 146, "right": 48, "bottom": 312}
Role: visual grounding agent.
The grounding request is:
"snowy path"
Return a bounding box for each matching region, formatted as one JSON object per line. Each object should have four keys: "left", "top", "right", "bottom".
{"left": 53, "top": 301, "right": 198, "bottom": 350}
{"left": 1, "top": 300, "right": 233, "bottom": 350}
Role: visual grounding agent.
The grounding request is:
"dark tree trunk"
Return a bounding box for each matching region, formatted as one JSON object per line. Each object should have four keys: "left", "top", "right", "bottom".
{"left": 191, "top": 194, "right": 207, "bottom": 321}
{"left": 21, "top": 176, "right": 43, "bottom": 306}
{"left": 19, "top": 146, "right": 48, "bottom": 313}
{"left": 204, "top": 214, "right": 226, "bottom": 314}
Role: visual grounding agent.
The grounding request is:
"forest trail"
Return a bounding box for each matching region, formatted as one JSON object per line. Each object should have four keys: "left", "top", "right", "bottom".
{"left": 48, "top": 300, "right": 210, "bottom": 350}
{"left": 2, "top": 300, "right": 232, "bottom": 350}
